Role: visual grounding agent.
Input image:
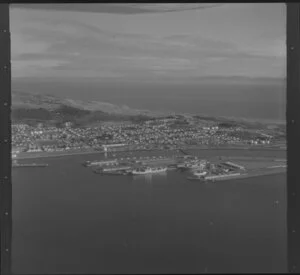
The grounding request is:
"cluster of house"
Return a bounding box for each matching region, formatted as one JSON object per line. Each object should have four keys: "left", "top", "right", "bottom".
{"left": 11, "top": 118, "right": 274, "bottom": 153}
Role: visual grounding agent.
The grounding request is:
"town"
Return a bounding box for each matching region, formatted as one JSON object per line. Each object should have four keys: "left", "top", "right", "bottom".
{"left": 12, "top": 115, "right": 285, "bottom": 155}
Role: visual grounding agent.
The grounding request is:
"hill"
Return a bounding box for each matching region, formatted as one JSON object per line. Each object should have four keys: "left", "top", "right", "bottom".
{"left": 11, "top": 91, "right": 152, "bottom": 126}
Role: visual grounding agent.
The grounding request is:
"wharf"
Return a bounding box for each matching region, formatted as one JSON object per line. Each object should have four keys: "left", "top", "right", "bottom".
{"left": 188, "top": 168, "right": 286, "bottom": 183}
{"left": 12, "top": 163, "right": 48, "bottom": 168}
{"left": 208, "top": 169, "right": 285, "bottom": 182}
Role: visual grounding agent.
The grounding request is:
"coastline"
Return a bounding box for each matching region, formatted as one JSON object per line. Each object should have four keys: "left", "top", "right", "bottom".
{"left": 15, "top": 149, "right": 101, "bottom": 160}
{"left": 14, "top": 147, "right": 286, "bottom": 182}
{"left": 15, "top": 145, "right": 286, "bottom": 160}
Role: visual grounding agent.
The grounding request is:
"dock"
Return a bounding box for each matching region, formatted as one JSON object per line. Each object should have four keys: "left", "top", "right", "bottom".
{"left": 12, "top": 163, "right": 48, "bottom": 168}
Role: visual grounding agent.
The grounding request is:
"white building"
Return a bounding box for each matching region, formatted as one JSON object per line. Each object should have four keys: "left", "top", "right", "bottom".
{"left": 102, "top": 143, "right": 126, "bottom": 152}
{"left": 11, "top": 148, "right": 20, "bottom": 159}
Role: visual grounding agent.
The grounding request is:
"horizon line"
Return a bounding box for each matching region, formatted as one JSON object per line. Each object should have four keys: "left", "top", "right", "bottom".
{"left": 12, "top": 76, "right": 285, "bottom": 80}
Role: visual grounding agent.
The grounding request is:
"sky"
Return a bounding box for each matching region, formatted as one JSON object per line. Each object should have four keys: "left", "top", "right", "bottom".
{"left": 10, "top": 3, "right": 286, "bottom": 80}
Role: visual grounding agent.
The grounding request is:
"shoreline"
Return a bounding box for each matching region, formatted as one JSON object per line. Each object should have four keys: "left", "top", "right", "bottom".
{"left": 15, "top": 150, "right": 102, "bottom": 160}
{"left": 14, "top": 147, "right": 286, "bottom": 181}
{"left": 15, "top": 145, "right": 286, "bottom": 160}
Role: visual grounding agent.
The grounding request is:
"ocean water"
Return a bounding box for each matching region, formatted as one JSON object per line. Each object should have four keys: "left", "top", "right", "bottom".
{"left": 12, "top": 79, "right": 286, "bottom": 122}
{"left": 12, "top": 150, "right": 287, "bottom": 274}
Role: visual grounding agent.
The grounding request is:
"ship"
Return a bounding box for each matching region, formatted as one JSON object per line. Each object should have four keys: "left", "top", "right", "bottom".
{"left": 130, "top": 167, "right": 167, "bottom": 175}
{"left": 193, "top": 170, "right": 208, "bottom": 177}
{"left": 93, "top": 165, "right": 131, "bottom": 175}
{"left": 187, "top": 170, "right": 208, "bottom": 181}
{"left": 83, "top": 159, "right": 118, "bottom": 167}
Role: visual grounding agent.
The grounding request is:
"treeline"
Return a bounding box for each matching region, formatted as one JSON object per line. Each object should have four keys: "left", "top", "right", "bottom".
{"left": 12, "top": 108, "right": 53, "bottom": 122}
{"left": 218, "top": 122, "right": 238, "bottom": 128}
{"left": 12, "top": 105, "right": 91, "bottom": 123}
{"left": 194, "top": 115, "right": 220, "bottom": 122}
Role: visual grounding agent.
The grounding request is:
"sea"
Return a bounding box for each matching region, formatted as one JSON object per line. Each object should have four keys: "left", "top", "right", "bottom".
{"left": 12, "top": 78, "right": 286, "bottom": 123}
{"left": 12, "top": 149, "right": 287, "bottom": 274}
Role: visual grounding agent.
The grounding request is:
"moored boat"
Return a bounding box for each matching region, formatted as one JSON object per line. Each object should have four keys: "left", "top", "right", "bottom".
{"left": 193, "top": 170, "right": 208, "bottom": 177}
{"left": 130, "top": 167, "right": 167, "bottom": 175}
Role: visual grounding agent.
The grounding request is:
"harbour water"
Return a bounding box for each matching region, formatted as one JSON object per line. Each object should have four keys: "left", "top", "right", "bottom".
{"left": 12, "top": 150, "right": 287, "bottom": 274}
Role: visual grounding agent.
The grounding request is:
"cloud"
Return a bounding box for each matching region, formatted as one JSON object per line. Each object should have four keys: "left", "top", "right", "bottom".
{"left": 12, "top": 59, "right": 69, "bottom": 77}
{"left": 118, "top": 56, "right": 196, "bottom": 72}
{"left": 10, "top": 5, "right": 285, "bottom": 79}
{"left": 11, "top": 4, "right": 223, "bottom": 14}
{"left": 11, "top": 33, "right": 52, "bottom": 58}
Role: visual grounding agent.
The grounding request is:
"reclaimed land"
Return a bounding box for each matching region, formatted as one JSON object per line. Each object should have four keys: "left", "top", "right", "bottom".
{"left": 208, "top": 168, "right": 286, "bottom": 183}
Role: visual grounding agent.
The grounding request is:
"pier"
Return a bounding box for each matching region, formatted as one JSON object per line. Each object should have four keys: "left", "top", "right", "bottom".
{"left": 82, "top": 148, "right": 286, "bottom": 180}
{"left": 12, "top": 159, "right": 48, "bottom": 168}
{"left": 12, "top": 163, "right": 48, "bottom": 168}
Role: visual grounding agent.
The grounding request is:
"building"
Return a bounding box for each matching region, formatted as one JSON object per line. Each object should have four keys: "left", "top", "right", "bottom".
{"left": 65, "top": 122, "right": 72, "bottom": 128}
{"left": 102, "top": 143, "right": 126, "bottom": 152}
{"left": 11, "top": 147, "right": 21, "bottom": 159}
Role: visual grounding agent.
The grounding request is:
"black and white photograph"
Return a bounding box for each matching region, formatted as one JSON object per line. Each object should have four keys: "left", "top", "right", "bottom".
{"left": 4, "top": 3, "right": 289, "bottom": 274}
